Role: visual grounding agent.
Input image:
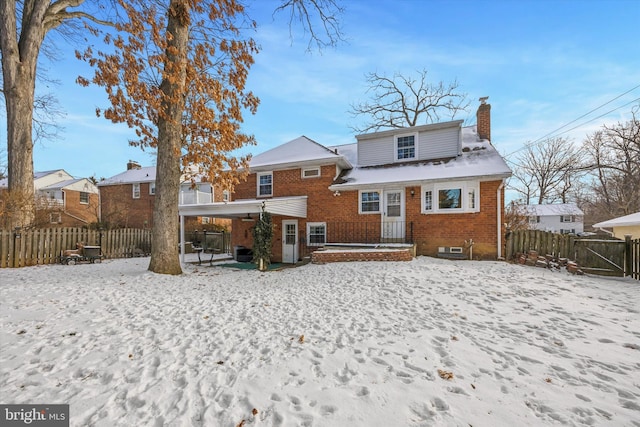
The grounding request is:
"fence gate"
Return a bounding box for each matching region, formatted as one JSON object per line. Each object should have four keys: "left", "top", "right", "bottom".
{"left": 574, "top": 238, "right": 626, "bottom": 277}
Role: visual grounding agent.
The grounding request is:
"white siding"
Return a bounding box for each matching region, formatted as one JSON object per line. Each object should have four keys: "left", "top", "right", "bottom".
{"left": 531, "top": 215, "right": 584, "bottom": 234}
{"left": 357, "top": 123, "right": 461, "bottom": 167}
{"left": 418, "top": 127, "right": 460, "bottom": 159}
{"left": 357, "top": 135, "right": 395, "bottom": 166}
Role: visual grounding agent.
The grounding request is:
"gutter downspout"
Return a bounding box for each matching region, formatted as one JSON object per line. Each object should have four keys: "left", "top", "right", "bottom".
{"left": 597, "top": 227, "right": 614, "bottom": 237}
{"left": 497, "top": 179, "right": 505, "bottom": 259}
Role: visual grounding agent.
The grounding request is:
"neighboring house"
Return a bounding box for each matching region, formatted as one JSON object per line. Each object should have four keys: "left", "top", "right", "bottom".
{"left": 525, "top": 203, "right": 584, "bottom": 234}
{"left": 98, "top": 161, "right": 222, "bottom": 229}
{"left": 179, "top": 98, "right": 512, "bottom": 262}
{"left": 0, "top": 169, "right": 99, "bottom": 227}
{"left": 592, "top": 212, "right": 640, "bottom": 239}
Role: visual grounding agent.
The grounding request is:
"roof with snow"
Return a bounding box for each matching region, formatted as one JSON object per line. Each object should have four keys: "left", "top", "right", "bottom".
{"left": 525, "top": 203, "right": 584, "bottom": 216}
{"left": 593, "top": 212, "right": 640, "bottom": 228}
{"left": 329, "top": 126, "right": 511, "bottom": 190}
{"left": 40, "top": 178, "right": 86, "bottom": 190}
{"left": 98, "top": 166, "right": 157, "bottom": 186}
{"left": 249, "top": 136, "right": 352, "bottom": 171}
{"left": 0, "top": 169, "right": 71, "bottom": 188}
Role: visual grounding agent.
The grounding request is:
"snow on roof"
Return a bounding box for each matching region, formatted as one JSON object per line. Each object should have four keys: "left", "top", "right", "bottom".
{"left": 98, "top": 166, "right": 157, "bottom": 186}
{"left": 593, "top": 212, "right": 640, "bottom": 228}
{"left": 40, "top": 178, "right": 86, "bottom": 190}
{"left": 330, "top": 126, "right": 511, "bottom": 189}
{"left": 525, "top": 203, "right": 584, "bottom": 216}
{"left": 250, "top": 136, "right": 351, "bottom": 170}
{"left": 0, "top": 170, "right": 71, "bottom": 188}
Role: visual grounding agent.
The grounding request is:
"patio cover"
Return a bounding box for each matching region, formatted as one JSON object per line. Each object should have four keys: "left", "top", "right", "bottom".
{"left": 178, "top": 196, "right": 307, "bottom": 264}
{"left": 178, "top": 195, "right": 308, "bottom": 219}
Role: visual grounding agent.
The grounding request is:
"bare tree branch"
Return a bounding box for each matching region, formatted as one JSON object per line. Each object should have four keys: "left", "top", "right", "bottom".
{"left": 274, "top": 0, "right": 345, "bottom": 52}
{"left": 349, "top": 69, "right": 469, "bottom": 133}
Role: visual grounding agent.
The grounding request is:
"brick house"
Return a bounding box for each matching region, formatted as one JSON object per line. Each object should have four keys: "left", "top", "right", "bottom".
{"left": 179, "top": 99, "right": 512, "bottom": 262}
{"left": 0, "top": 169, "right": 99, "bottom": 228}
{"left": 98, "top": 161, "right": 225, "bottom": 229}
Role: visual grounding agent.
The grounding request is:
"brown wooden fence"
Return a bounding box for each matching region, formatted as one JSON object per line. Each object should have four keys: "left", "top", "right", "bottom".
{"left": 0, "top": 227, "right": 152, "bottom": 268}
{"left": 506, "top": 229, "right": 639, "bottom": 279}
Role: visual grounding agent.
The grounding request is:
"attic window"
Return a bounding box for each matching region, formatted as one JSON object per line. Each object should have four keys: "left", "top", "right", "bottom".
{"left": 395, "top": 134, "right": 416, "bottom": 161}
{"left": 302, "top": 167, "right": 320, "bottom": 178}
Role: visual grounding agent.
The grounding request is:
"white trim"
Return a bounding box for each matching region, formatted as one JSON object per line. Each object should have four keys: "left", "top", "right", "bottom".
{"left": 394, "top": 132, "right": 418, "bottom": 162}
{"left": 421, "top": 180, "right": 480, "bottom": 214}
{"left": 132, "top": 183, "right": 141, "bottom": 199}
{"left": 79, "top": 191, "right": 90, "bottom": 205}
{"left": 306, "top": 222, "right": 327, "bottom": 246}
{"left": 302, "top": 167, "right": 321, "bottom": 178}
{"left": 257, "top": 172, "right": 273, "bottom": 197}
{"left": 282, "top": 219, "right": 299, "bottom": 263}
{"left": 359, "top": 190, "right": 381, "bottom": 214}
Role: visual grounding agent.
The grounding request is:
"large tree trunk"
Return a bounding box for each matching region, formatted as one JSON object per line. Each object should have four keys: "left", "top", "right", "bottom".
{"left": 0, "top": 1, "right": 48, "bottom": 229}
{"left": 148, "top": 0, "right": 189, "bottom": 275}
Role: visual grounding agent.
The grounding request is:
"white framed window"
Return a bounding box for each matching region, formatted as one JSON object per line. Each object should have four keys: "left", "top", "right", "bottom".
{"left": 359, "top": 190, "right": 381, "bottom": 214}
{"left": 302, "top": 167, "right": 321, "bottom": 178}
{"left": 257, "top": 172, "right": 273, "bottom": 197}
{"left": 201, "top": 217, "right": 210, "bottom": 224}
{"left": 424, "top": 190, "right": 433, "bottom": 211}
{"left": 132, "top": 183, "right": 141, "bottom": 199}
{"left": 421, "top": 181, "right": 480, "bottom": 214}
{"left": 307, "top": 222, "right": 326, "bottom": 246}
{"left": 395, "top": 133, "right": 417, "bottom": 161}
{"left": 79, "top": 191, "right": 89, "bottom": 204}
{"left": 561, "top": 215, "right": 574, "bottom": 223}
{"left": 222, "top": 190, "right": 230, "bottom": 202}
{"left": 149, "top": 182, "right": 156, "bottom": 195}
{"left": 530, "top": 216, "right": 540, "bottom": 224}
{"left": 50, "top": 212, "right": 62, "bottom": 224}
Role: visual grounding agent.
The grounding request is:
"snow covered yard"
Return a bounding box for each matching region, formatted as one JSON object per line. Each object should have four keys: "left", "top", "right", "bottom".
{"left": 1, "top": 257, "right": 639, "bottom": 427}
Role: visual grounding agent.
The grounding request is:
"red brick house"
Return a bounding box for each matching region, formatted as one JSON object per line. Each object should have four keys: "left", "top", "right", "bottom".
{"left": 0, "top": 169, "right": 99, "bottom": 228}
{"left": 98, "top": 161, "right": 225, "bottom": 229}
{"left": 179, "top": 99, "right": 511, "bottom": 262}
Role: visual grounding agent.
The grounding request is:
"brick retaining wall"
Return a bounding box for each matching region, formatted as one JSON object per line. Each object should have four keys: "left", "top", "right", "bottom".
{"left": 311, "top": 249, "right": 413, "bottom": 264}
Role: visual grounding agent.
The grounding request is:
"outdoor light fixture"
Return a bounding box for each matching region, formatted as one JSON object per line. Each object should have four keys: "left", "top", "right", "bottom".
{"left": 410, "top": 189, "right": 415, "bottom": 198}
{"left": 333, "top": 190, "right": 341, "bottom": 197}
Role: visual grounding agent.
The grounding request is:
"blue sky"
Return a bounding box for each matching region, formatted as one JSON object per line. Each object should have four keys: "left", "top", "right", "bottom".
{"left": 2, "top": 0, "right": 639, "bottom": 181}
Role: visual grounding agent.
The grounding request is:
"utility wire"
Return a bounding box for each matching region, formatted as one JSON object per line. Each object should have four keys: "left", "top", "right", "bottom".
{"left": 528, "top": 84, "right": 640, "bottom": 145}
{"left": 503, "top": 85, "right": 640, "bottom": 159}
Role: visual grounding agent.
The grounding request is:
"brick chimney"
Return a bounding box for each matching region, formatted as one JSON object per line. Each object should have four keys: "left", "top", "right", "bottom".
{"left": 476, "top": 96, "right": 491, "bottom": 142}
{"left": 127, "top": 160, "right": 141, "bottom": 170}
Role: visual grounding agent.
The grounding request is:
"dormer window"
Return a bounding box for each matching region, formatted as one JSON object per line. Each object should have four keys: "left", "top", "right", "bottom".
{"left": 395, "top": 134, "right": 417, "bottom": 161}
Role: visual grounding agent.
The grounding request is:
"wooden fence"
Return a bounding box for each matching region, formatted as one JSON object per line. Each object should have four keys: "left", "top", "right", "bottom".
{"left": 506, "top": 229, "right": 639, "bottom": 279}
{"left": 0, "top": 227, "right": 152, "bottom": 268}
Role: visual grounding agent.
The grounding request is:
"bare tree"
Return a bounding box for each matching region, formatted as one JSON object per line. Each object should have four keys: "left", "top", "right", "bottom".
{"left": 349, "top": 69, "right": 469, "bottom": 133}
{"left": 509, "top": 137, "right": 585, "bottom": 205}
{"left": 581, "top": 105, "right": 640, "bottom": 220}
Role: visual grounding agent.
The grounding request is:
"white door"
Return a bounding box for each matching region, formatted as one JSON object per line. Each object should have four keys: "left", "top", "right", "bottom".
{"left": 382, "top": 190, "right": 405, "bottom": 240}
{"left": 282, "top": 220, "right": 298, "bottom": 263}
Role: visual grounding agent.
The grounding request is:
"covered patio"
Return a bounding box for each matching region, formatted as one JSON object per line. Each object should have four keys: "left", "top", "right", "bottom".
{"left": 178, "top": 196, "right": 307, "bottom": 264}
